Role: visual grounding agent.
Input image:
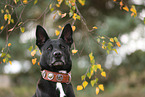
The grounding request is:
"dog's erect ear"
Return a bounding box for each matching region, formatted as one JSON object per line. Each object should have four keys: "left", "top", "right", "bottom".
{"left": 36, "top": 25, "right": 49, "bottom": 49}
{"left": 59, "top": 24, "right": 73, "bottom": 47}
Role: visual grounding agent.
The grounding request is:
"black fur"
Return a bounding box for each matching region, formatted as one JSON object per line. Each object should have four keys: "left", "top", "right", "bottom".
{"left": 33, "top": 24, "right": 75, "bottom": 97}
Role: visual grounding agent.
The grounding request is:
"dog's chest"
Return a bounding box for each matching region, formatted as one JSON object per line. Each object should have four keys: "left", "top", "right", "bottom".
{"left": 56, "top": 82, "right": 66, "bottom": 97}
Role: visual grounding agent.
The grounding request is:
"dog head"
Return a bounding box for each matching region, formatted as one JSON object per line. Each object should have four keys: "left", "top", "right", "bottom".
{"left": 36, "top": 24, "right": 73, "bottom": 73}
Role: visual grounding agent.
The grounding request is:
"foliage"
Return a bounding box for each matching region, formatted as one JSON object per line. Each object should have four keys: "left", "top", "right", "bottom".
{"left": 0, "top": 0, "right": 143, "bottom": 96}
{"left": 77, "top": 52, "right": 106, "bottom": 95}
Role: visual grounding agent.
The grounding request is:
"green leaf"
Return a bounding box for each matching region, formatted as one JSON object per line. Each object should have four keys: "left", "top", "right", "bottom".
{"left": 35, "top": 45, "right": 37, "bottom": 49}
{"left": 89, "top": 52, "right": 94, "bottom": 61}
{"left": 69, "top": 9, "right": 74, "bottom": 17}
{"left": 87, "top": 72, "right": 91, "bottom": 79}
{"left": 89, "top": 52, "right": 95, "bottom": 64}
{"left": 7, "top": 14, "right": 11, "bottom": 20}
{"left": 50, "top": 8, "right": 54, "bottom": 12}
{"left": 144, "top": 17, "right": 145, "bottom": 24}
{"left": 91, "top": 65, "right": 97, "bottom": 72}
{"left": 91, "top": 80, "right": 96, "bottom": 87}
{"left": 97, "top": 38, "right": 100, "bottom": 43}
{"left": 107, "top": 42, "right": 113, "bottom": 50}
{"left": 107, "top": 50, "right": 110, "bottom": 54}
{"left": 20, "top": 27, "right": 25, "bottom": 33}
{"left": 76, "top": 15, "right": 80, "bottom": 20}
{"left": 114, "top": 37, "right": 118, "bottom": 42}
{"left": 102, "top": 41, "right": 106, "bottom": 46}
{"left": 10, "top": 19, "right": 14, "bottom": 23}
{"left": 6, "top": 54, "right": 11, "bottom": 58}
{"left": 1, "top": 53, "right": 6, "bottom": 57}
{"left": 81, "top": 75, "right": 86, "bottom": 80}
{"left": 28, "top": 46, "right": 33, "bottom": 51}
{"left": 5, "top": 57, "right": 9, "bottom": 63}
{"left": 91, "top": 78, "right": 98, "bottom": 87}
{"left": 72, "top": 6, "right": 76, "bottom": 11}
{"left": 34, "top": 0, "right": 38, "bottom": 5}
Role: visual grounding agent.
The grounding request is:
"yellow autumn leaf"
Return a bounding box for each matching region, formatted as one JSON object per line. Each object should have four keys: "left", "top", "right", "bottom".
{"left": 4, "top": 14, "right": 8, "bottom": 21}
{"left": 49, "top": 4, "right": 52, "bottom": 9}
{"left": 101, "top": 71, "right": 106, "bottom": 77}
{"left": 0, "top": 26, "right": 4, "bottom": 30}
{"left": 130, "top": 5, "right": 137, "bottom": 14}
{"left": 73, "top": 13, "right": 77, "bottom": 20}
{"left": 23, "top": 0, "right": 28, "bottom": 4}
{"left": 100, "top": 36, "right": 105, "bottom": 39}
{"left": 32, "top": 58, "right": 37, "bottom": 65}
{"left": 11, "top": 19, "right": 14, "bottom": 24}
{"left": 53, "top": 14, "right": 56, "bottom": 20}
{"left": 72, "top": 49, "right": 78, "bottom": 54}
{"left": 34, "top": 0, "right": 38, "bottom": 5}
{"left": 31, "top": 50, "right": 36, "bottom": 56}
{"left": 57, "top": 0, "right": 63, "bottom": 5}
{"left": 61, "top": 13, "right": 67, "bottom": 18}
{"left": 72, "top": 26, "right": 76, "bottom": 31}
{"left": 61, "top": 27, "right": 64, "bottom": 30}
{"left": 55, "top": 30, "right": 60, "bottom": 36}
{"left": 130, "top": 5, "right": 137, "bottom": 17}
{"left": 71, "top": 2, "right": 75, "bottom": 6}
{"left": 116, "top": 42, "right": 121, "bottom": 47}
{"left": 102, "top": 46, "right": 106, "bottom": 49}
{"left": 97, "top": 64, "right": 101, "bottom": 70}
{"left": 39, "top": 50, "right": 42, "bottom": 55}
{"left": 123, "top": 6, "right": 129, "bottom": 12}
{"left": 3, "top": 59, "right": 6, "bottom": 63}
{"left": 58, "top": 25, "right": 62, "bottom": 29}
{"left": 96, "top": 87, "right": 99, "bottom": 95}
{"left": 77, "top": 85, "right": 83, "bottom": 91}
{"left": 1, "top": 9, "right": 4, "bottom": 13}
{"left": 82, "top": 81, "right": 88, "bottom": 89}
{"left": 58, "top": 12, "right": 61, "bottom": 16}
{"left": 131, "top": 13, "right": 134, "bottom": 17}
{"left": 8, "top": 20, "right": 10, "bottom": 24}
{"left": 119, "top": 1, "right": 123, "bottom": 8}
{"left": 110, "top": 38, "right": 114, "bottom": 42}
{"left": 8, "top": 43, "right": 11, "bottom": 47}
{"left": 89, "top": 52, "right": 94, "bottom": 61}
{"left": 98, "top": 84, "right": 104, "bottom": 91}
{"left": 90, "top": 69, "right": 94, "bottom": 76}
{"left": 113, "top": 0, "right": 116, "bottom": 1}
{"left": 113, "top": 49, "right": 118, "bottom": 54}
{"left": 6, "top": 9, "right": 9, "bottom": 13}
{"left": 78, "top": 0, "right": 85, "bottom": 6}
{"left": 56, "top": 4, "right": 60, "bottom": 7}
{"left": 38, "top": 62, "right": 40, "bottom": 65}
{"left": 9, "top": 61, "right": 12, "bottom": 65}
{"left": 93, "top": 26, "right": 98, "bottom": 29}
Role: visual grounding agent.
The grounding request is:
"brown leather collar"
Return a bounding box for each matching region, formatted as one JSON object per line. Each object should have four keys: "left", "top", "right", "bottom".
{"left": 41, "top": 70, "right": 71, "bottom": 83}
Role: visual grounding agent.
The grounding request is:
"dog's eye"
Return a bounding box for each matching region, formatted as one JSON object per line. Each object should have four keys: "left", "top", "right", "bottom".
{"left": 47, "top": 45, "right": 52, "bottom": 50}
{"left": 60, "top": 44, "right": 65, "bottom": 49}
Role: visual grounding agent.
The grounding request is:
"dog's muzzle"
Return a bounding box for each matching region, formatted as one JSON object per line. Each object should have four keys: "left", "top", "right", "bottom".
{"left": 51, "top": 51, "right": 65, "bottom": 66}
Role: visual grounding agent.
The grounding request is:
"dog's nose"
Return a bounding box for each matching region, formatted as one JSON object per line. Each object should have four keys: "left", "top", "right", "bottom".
{"left": 53, "top": 51, "right": 62, "bottom": 58}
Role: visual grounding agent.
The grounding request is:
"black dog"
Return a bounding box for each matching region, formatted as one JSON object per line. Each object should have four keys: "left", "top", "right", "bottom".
{"left": 33, "top": 24, "right": 75, "bottom": 97}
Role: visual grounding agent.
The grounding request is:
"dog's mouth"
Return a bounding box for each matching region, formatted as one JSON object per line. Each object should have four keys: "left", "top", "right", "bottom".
{"left": 52, "top": 61, "right": 64, "bottom": 66}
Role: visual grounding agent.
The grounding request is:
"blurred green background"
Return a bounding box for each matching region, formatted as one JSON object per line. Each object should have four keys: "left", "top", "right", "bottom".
{"left": 0, "top": 0, "right": 145, "bottom": 97}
